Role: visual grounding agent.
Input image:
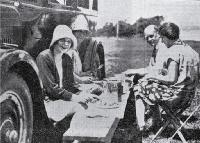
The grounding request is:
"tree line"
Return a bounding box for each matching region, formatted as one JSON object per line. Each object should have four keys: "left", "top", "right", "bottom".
{"left": 90, "top": 16, "right": 164, "bottom": 37}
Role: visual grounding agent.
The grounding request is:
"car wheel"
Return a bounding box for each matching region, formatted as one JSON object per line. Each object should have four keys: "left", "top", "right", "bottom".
{"left": 0, "top": 72, "right": 33, "bottom": 143}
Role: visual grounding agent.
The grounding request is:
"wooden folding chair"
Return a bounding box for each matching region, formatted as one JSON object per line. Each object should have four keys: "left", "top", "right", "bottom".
{"left": 150, "top": 63, "right": 200, "bottom": 143}
{"left": 150, "top": 91, "right": 196, "bottom": 143}
{"left": 168, "top": 105, "right": 200, "bottom": 143}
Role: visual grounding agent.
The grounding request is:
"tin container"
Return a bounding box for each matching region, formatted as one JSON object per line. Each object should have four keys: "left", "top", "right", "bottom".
{"left": 102, "top": 80, "right": 123, "bottom": 102}
{"left": 117, "top": 82, "right": 123, "bottom": 102}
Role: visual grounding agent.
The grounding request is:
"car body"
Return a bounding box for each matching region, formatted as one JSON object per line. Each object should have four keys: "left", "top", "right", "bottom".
{"left": 0, "top": 0, "right": 97, "bottom": 142}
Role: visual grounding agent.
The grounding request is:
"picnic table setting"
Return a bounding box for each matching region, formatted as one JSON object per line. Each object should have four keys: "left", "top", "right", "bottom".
{"left": 63, "top": 74, "right": 132, "bottom": 143}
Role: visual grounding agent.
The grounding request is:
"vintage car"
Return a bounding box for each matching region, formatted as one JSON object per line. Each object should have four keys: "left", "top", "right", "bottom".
{"left": 0, "top": 0, "right": 98, "bottom": 142}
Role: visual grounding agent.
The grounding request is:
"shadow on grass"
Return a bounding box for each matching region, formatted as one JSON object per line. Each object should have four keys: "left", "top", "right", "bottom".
{"left": 112, "top": 123, "right": 142, "bottom": 143}
{"left": 161, "top": 114, "right": 199, "bottom": 123}
{"left": 33, "top": 115, "right": 73, "bottom": 143}
{"left": 160, "top": 127, "right": 200, "bottom": 141}
{"left": 111, "top": 89, "right": 143, "bottom": 143}
{"left": 146, "top": 113, "right": 200, "bottom": 142}
{"left": 180, "top": 115, "right": 199, "bottom": 123}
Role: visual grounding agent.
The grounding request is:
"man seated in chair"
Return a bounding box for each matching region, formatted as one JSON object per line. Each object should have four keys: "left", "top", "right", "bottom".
{"left": 122, "top": 24, "right": 167, "bottom": 125}
{"left": 134, "top": 22, "right": 199, "bottom": 132}
{"left": 125, "top": 24, "right": 167, "bottom": 79}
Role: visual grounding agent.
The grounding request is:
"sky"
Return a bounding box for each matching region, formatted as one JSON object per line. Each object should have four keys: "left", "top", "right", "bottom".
{"left": 94, "top": 0, "right": 200, "bottom": 29}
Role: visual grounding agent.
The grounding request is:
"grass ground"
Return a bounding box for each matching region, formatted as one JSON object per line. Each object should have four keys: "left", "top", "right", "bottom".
{"left": 101, "top": 37, "right": 152, "bottom": 77}
{"left": 98, "top": 37, "right": 200, "bottom": 143}
{"left": 99, "top": 37, "right": 200, "bottom": 77}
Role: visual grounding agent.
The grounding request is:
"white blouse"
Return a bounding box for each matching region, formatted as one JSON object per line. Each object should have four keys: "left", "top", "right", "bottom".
{"left": 54, "top": 53, "right": 63, "bottom": 88}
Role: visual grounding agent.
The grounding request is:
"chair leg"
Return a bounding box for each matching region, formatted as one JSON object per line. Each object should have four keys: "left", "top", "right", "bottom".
{"left": 177, "top": 131, "right": 187, "bottom": 143}
{"left": 173, "top": 117, "right": 191, "bottom": 138}
{"left": 167, "top": 112, "right": 188, "bottom": 143}
{"left": 151, "top": 101, "right": 193, "bottom": 143}
{"left": 169, "top": 104, "right": 200, "bottom": 142}
{"left": 150, "top": 120, "right": 170, "bottom": 143}
{"left": 151, "top": 104, "right": 185, "bottom": 143}
{"left": 167, "top": 131, "right": 188, "bottom": 143}
{"left": 171, "top": 120, "right": 188, "bottom": 143}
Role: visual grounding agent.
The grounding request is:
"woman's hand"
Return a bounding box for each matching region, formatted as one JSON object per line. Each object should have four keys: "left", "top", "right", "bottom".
{"left": 81, "top": 76, "right": 94, "bottom": 84}
{"left": 71, "top": 94, "right": 88, "bottom": 103}
{"left": 74, "top": 73, "right": 93, "bottom": 84}
{"left": 79, "top": 71, "right": 93, "bottom": 77}
{"left": 71, "top": 93, "right": 99, "bottom": 104}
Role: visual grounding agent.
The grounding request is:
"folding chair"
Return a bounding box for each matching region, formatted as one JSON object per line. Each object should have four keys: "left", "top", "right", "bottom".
{"left": 168, "top": 100, "right": 200, "bottom": 143}
{"left": 150, "top": 91, "right": 196, "bottom": 143}
{"left": 150, "top": 63, "right": 200, "bottom": 143}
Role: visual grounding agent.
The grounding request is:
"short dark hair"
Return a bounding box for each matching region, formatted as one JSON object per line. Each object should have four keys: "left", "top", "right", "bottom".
{"left": 159, "top": 22, "right": 179, "bottom": 40}
{"left": 73, "top": 30, "right": 90, "bottom": 36}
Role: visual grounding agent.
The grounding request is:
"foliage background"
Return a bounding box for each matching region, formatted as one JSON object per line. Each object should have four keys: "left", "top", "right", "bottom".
{"left": 90, "top": 16, "right": 164, "bottom": 37}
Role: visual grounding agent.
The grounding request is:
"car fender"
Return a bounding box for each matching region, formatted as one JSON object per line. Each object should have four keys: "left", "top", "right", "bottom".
{"left": 0, "top": 48, "right": 43, "bottom": 91}
{"left": 0, "top": 48, "right": 51, "bottom": 142}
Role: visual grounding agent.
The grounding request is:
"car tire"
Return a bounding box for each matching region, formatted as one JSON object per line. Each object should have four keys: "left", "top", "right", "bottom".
{"left": 0, "top": 72, "right": 33, "bottom": 143}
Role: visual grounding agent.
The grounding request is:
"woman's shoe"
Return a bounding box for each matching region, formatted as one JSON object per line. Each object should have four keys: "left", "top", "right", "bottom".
{"left": 139, "top": 125, "right": 146, "bottom": 132}
{"left": 138, "top": 125, "right": 151, "bottom": 138}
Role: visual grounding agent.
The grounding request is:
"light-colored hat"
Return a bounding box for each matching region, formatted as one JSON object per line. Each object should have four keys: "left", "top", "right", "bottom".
{"left": 50, "top": 25, "right": 77, "bottom": 50}
{"left": 71, "top": 15, "right": 89, "bottom": 31}
{"left": 144, "top": 25, "right": 157, "bottom": 39}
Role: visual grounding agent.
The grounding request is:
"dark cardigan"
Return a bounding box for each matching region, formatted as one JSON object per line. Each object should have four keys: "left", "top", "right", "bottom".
{"left": 77, "top": 38, "right": 106, "bottom": 79}
{"left": 36, "top": 49, "right": 79, "bottom": 100}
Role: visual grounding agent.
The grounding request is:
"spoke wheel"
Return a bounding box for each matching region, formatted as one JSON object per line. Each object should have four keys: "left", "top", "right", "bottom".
{"left": 0, "top": 73, "right": 33, "bottom": 143}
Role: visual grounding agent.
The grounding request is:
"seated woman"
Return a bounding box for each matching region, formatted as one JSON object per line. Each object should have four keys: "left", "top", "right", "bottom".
{"left": 134, "top": 22, "right": 199, "bottom": 132}
{"left": 63, "top": 35, "right": 94, "bottom": 84}
{"left": 36, "top": 25, "right": 99, "bottom": 122}
{"left": 71, "top": 15, "right": 106, "bottom": 80}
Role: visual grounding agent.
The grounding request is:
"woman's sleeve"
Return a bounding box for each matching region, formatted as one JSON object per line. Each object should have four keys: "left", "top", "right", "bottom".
{"left": 164, "top": 49, "right": 180, "bottom": 69}
{"left": 36, "top": 54, "right": 73, "bottom": 100}
{"left": 73, "top": 50, "right": 82, "bottom": 75}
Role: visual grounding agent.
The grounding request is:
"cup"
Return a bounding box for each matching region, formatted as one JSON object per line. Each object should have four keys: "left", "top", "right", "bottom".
{"left": 117, "top": 82, "right": 123, "bottom": 102}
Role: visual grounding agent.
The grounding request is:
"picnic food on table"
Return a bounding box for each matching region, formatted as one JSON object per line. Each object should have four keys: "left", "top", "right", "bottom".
{"left": 89, "top": 98, "right": 120, "bottom": 109}
{"left": 90, "top": 87, "right": 103, "bottom": 95}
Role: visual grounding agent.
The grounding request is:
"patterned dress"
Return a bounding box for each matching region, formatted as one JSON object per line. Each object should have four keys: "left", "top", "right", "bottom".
{"left": 134, "top": 40, "right": 199, "bottom": 105}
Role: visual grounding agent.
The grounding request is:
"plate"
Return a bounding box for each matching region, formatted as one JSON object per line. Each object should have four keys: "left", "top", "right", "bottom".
{"left": 90, "top": 100, "right": 120, "bottom": 109}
